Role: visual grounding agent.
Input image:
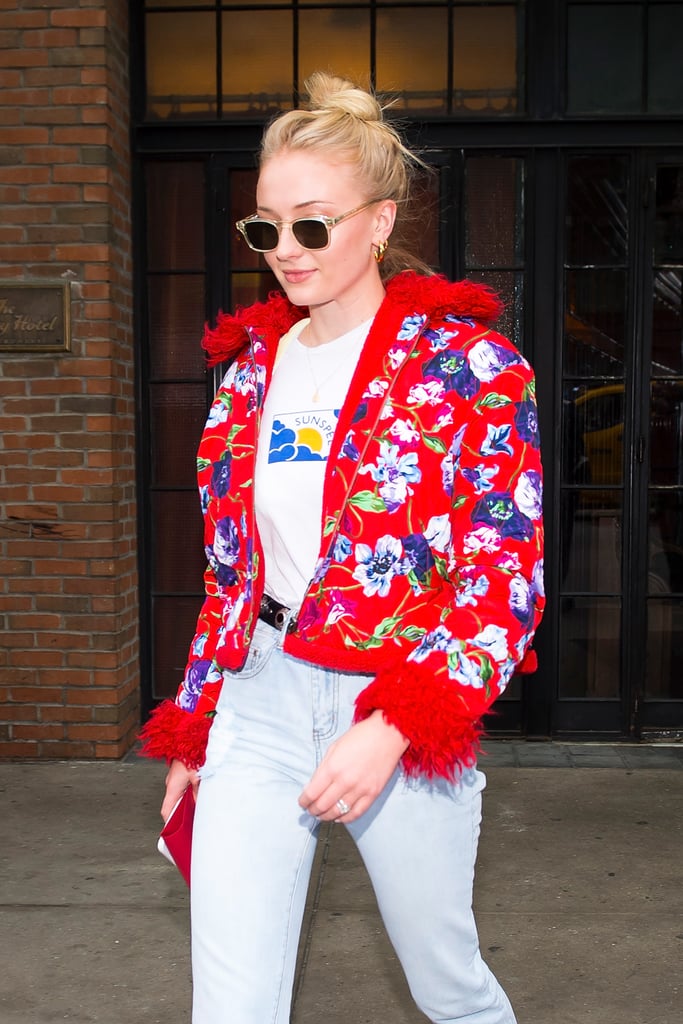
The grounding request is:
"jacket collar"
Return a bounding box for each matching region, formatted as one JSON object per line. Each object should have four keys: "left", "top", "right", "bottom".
{"left": 202, "top": 271, "right": 503, "bottom": 368}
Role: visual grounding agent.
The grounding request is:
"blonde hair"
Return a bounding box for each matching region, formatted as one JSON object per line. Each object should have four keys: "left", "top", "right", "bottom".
{"left": 259, "top": 72, "right": 433, "bottom": 279}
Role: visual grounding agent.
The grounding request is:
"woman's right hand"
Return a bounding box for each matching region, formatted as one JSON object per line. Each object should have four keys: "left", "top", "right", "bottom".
{"left": 161, "top": 758, "right": 200, "bottom": 822}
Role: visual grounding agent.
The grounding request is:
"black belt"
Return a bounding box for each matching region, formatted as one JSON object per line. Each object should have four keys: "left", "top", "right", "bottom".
{"left": 259, "top": 593, "right": 291, "bottom": 631}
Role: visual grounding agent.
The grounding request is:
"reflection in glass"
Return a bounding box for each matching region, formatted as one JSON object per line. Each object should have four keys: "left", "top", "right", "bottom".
{"left": 559, "top": 597, "right": 621, "bottom": 698}
{"left": 146, "top": 162, "right": 205, "bottom": 272}
{"left": 645, "top": 599, "right": 683, "bottom": 698}
{"left": 648, "top": 5, "right": 683, "bottom": 114}
{"left": 651, "top": 269, "right": 682, "bottom": 376}
{"left": 654, "top": 166, "right": 683, "bottom": 264}
{"left": 453, "top": 5, "right": 520, "bottom": 114}
{"left": 148, "top": 276, "right": 207, "bottom": 379}
{"left": 570, "top": 382, "right": 624, "bottom": 492}
{"left": 376, "top": 8, "right": 447, "bottom": 113}
{"left": 465, "top": 157, "right": 524, "bottom": 268}
{"left": 649, "top": 494, "right": 683, "bottom": 594}
{"left": 566, "top": 4, "right": 642, "bottom": 114}
{"left": 567, "top": 156, "right": 629, "bottom": 266}
{"left": 146, "top": 13, "right": 216, "bottom": 120}
{"left": 649, "top": 381, "right": 683, "bottom": 487}
{"left": 564, "top": 269, "right": 627, "bottom": 376}
{"left": 300, "top": 9, "right": 370, "bottom": 94}
{"left": 150, "top": 383, "right": 208, "bottom": 489}
{"left": 222, "top": 11, "right": 292, "bottom": 115}
{"left": 560, "top": 501, "right": 623, "bottom": 593}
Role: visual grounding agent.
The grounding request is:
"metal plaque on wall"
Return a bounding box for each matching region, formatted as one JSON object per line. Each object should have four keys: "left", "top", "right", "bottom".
{"left": 0, "top": 282, "right": 71, "bottom": 353}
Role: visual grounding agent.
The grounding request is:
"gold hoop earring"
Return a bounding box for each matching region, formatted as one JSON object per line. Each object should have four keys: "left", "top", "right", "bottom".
{"left": 374, "top": 240, "right": 388, "bottom": 264}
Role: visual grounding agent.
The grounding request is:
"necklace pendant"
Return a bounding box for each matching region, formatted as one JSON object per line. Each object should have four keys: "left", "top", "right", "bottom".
{"left": 312, "top": 390, "right": 320, "bottom": 403}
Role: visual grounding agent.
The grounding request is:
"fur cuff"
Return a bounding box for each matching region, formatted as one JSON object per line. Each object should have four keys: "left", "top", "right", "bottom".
{"left": 354, "top": 661, "right": 486, "bottom": 780}
{"left": 138, "top": 700, "right": 212, "bottom": 770}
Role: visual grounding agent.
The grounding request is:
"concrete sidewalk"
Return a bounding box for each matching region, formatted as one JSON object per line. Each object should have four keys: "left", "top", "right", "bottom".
{"left": 1, "top": 745, "right": 681, "bottom": 1024}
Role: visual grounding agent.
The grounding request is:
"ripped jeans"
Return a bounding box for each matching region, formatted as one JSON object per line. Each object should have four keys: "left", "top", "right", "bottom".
{"left": 191, "top": 617, "right": 517, "bottom": 1024}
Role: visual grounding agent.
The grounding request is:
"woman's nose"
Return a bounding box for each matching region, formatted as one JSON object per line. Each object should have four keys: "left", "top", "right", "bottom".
{"left": 274, "top": 223, "right": 303, "bottom": 259}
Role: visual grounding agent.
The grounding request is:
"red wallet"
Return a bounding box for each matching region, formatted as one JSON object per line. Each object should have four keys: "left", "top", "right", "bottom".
{"left": 157, "top": 786, "right": 195, "bottom": 887}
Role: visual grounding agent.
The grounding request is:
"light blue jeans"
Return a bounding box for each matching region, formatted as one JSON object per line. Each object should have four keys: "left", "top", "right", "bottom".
{"left": 191, "top": 618, "right": 517, "bottom": 1024}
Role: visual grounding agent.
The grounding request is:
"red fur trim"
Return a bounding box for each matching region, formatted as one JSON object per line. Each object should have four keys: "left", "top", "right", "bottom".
{"left": 138, "top": 700, "right": 212, "bottom": 770}
{"left": 354, "top": 661, "right": 486, "bottom": 780}
{"left": 202, "top": 292, "right": 303, "bottom": 368}
{"left": 385, "top": 271, "right": 503, "bottom": 326}
{"left": 201, "top": 273, "right": 502, "bottom": 367}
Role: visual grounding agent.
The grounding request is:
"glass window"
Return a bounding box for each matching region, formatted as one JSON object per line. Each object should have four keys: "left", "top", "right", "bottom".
{"left": 465, "top": 157, "right": 524, "bottom": 267}
{"left": 453, "top": 5, "right": 520, "bottom": 115}
{"left": 559, "top": 596, "right": 621, "bottom": 697}
{"left": 146, "top": 12, "right": 217, "bottom": 120}
{"left": 564, "top": 269, "right": 628, "bottom": 376}
{"left": 222, "top": 11, "right": 293, "bottom": 115}
{"left": 376, "top": 8, "right": 448, "bottom": 114}
{"left": 567, "top": 4, "right": 642, "bottom": 114}
{"left": 299, "top": 9, "right": 370, "bottom": 95}
{"left": 146, "top": 162, "right": 205, "bottom": 272}
{"left": 567, "top": 156, "right": 629, "bottom": 266}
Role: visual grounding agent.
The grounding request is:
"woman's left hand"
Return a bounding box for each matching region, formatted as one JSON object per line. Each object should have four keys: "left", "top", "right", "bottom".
{"left": 298, "top": 710, "right": 409, "bottom": 823}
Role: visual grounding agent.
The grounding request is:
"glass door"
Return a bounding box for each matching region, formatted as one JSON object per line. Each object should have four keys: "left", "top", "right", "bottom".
{"left": 554, "top": 152, "right": 683, "bottom": 736}
{"left": 639, "top": 161, "right": 683, "bottom": 732}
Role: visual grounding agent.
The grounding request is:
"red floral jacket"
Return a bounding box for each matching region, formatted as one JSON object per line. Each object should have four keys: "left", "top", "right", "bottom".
{"left": 140, "top": 272, "right": 545, "bottom": 778}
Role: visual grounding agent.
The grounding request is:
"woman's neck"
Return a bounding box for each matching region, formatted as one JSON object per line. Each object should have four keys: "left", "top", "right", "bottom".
{"left": 300, "top": 283, "right": 386, "bottom": 348}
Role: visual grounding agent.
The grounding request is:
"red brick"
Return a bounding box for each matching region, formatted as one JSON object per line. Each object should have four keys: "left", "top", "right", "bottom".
{"left": 51, "top": 10, "right": 107, "bottom": 28}
{"left": 9, "top": 686, "right": 64, "bottom": 704}
{"left": 0, "top": 741, "right": 39, "bottom": 758}
{"left": 0, "top": 49, "right": 49, "bottom": 69}
{"left": 22, "top": 28, "right": 78, "bottom": 48}
{"left": 0, "top": 167, "right": 51, "bottom": 184}
{"left": 14, "top": 724, "right": 65, "bottom": 740}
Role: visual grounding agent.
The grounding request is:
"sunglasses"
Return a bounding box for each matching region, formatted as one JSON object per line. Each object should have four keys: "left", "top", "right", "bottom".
{"left": 236, "top": 200, "right": 377, "bottom": 253}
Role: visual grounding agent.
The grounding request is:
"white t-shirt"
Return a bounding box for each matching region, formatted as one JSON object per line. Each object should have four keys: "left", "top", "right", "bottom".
{"left": 254, "top": 317, "right": 371, "bottom": 610}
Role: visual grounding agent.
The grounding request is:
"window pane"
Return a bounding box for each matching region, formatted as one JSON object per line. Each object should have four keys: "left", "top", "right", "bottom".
{"left": 150, "top": 383, "right": 208, "bottom": 488}
{"left": 650, "top": 381, "right": 683, "bottom": 486}
{"left": 466, "top": 270, "right": 524, "bottom": 350}
{"left": 562, "top": 502, "right": 623, "bottom": 592}
{"left": 564, "top": 270, "right": 627, "bottom": 376}
{"left": 146, "top": 12, "right": 217, "bottom": 120}
{"left": 221, "top": 11, "right": 292, "bottom": 116}
{"left": 648, "top": 4, "right": 683, "bottom": 113}
{"left": 567, "top": 5, "right": 642, "bottom": 114}
{"left": 148, "top": 276, "right": 207, "bottom": 379}
{"left": 398, "top": 166, "right": 440, "bottom": 269}
{"left": 559, "top": 596, "right": 621, "bottom": 697}
{"left": 654, "top": 167, "right": 683, "bottom": 264}
{"left": 645, "top": 598, "right": 683, "bottom": 697}
{"left": 376, "top": 8, "right": 447, "bottom": 114}
{"left": 653, "top": 268, "right": 683, "bottom": 375}
{"left": 453, "top": 6, "right": 520, "bottom": 115}
{"left": 649, "top": 493, "right": 683, "bottom": 593}
{"left": 231, "top": 271, "right": 279, "bottom": 310}
{"left": 571, "top": 383, "right": 625, "bottom": 493}
{"left": 567, "top": 156, "right": 629, "bottom": 266}
{"left": 465, "top": 157, "right": 524, "bottom": 267}
{"left": 146, "top": 162, "right": 205, "bottom": 272}
{"left": 299, "top": 10, "right": 370, "bottom": 99}
{"left": 152, "top": 490, "right": 206, "bottom": 594}
{"left": 153, "top": 595, "right": 205, "bottom": 700}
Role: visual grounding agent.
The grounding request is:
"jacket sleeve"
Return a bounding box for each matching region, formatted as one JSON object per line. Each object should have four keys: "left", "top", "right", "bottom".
{"left": 355, "top": 345, "right": 544, "bottom": 778}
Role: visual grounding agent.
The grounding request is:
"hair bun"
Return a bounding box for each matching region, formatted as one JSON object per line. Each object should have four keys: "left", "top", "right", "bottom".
{"left": 304, "top": 71, "right": 382, "bottom": 124}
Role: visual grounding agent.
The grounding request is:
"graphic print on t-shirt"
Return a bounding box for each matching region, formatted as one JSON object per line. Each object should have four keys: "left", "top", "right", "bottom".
{"left": 268, "top": 408, "right": 338, "bottom": 463}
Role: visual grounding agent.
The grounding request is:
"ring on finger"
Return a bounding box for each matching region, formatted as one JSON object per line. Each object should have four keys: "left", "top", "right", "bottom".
{"left": 336, "top": 798, "right": 351, "bottom": 816}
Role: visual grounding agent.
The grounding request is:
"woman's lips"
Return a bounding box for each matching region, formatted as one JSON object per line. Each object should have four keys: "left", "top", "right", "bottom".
{"left": 282, "top": 269, "right": 316, "bottom": 284}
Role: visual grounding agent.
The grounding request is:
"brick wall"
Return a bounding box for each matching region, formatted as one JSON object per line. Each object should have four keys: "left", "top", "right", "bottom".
{"left": 0, "top": 0, "right": 139, "bottom": 758}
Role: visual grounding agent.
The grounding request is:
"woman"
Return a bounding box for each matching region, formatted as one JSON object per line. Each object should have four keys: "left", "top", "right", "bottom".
{"left": 141, "top": 72, "right": 544, "bottom": 1024}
